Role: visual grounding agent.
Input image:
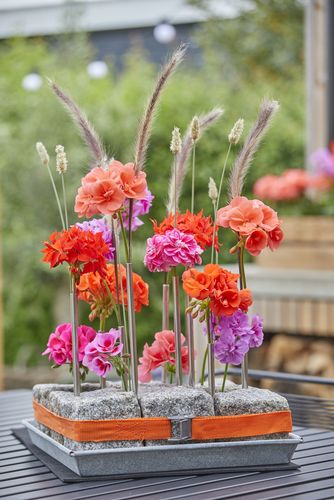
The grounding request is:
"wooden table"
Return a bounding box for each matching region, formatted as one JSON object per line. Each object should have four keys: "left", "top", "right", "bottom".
{"left": 1, "top": 390, "right": 334, "bottom": 499}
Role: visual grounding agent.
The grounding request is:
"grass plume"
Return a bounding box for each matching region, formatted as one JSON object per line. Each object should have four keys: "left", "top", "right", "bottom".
{"left": 229, "top": 99, "right": 279, "bottom": 199}
{"left": 134, "top": 45, "right": 187, "bottom": 173}
{"left": 48, "top": 79, "right": 107, "bottom": 168}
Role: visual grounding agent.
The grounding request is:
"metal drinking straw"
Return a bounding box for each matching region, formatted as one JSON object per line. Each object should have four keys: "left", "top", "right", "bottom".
{"left": 126, "top": 262, "right": 138, "bottom": 394}
{"left": 162, "top": 283, "right": 169, "bottom": 382}
{"left": 185, "top": 295, "right": 195, "bottom": 387}
{"left": 70, "top": 274, "right": 80, "bottom": 396}
{"left": 172, "top": 275, "right": 183, "bottom": 386}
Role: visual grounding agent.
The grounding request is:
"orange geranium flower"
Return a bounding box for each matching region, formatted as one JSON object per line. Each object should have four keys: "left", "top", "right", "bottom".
{"left": 42, "top": 226, "right": 109, "bottom": 276}
{"left": 78, "top": 263, "right": 149, "bottom": 320}
{"left": 210, "top": 288, "right": 241, "bottom": 317}
{"left": 152, "top": 210, "right": 219, "bottom": 251}
{"left": 182, "top": 268, "right": 213, "bottom": 300}
{"left": 239, "top": 288, "right": 253, "bottom": 312}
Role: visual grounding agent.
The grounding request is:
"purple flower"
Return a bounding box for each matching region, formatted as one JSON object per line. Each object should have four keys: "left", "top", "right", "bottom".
{"left": 144, "top": 228, "right": 203, "bottom": 272}
{"left": 209, "top": 309, "right": 264, "bottom": 366}
{"left": 214, "top": 330, "right": 250, "bottom": 365}
{"left": 121, "top": 190, "right": 154, "bottom": 231}
{"left": 76, "top": 218, "right": 115, "bottom": 261}
{"left": 249, "top": 315, "right": 264, "bottom": 348}
{"left": 310, "top": 148, "right": 334, "bottom": 178}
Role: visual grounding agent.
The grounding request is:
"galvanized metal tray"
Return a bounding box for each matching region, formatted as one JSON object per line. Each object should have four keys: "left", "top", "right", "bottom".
{"left": 23, "top": 419, "right": 302, "bottom": 477}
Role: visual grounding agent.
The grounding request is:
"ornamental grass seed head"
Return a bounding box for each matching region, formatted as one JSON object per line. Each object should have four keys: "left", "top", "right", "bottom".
{"left": 208, "top": 177, "right": 218, "bottom": 203}
{"left": 170, "top": 127, "right": 182, "bottom": 154}
{"left": 228, "top": 118, "right": 244, "bottom": 145}
{"left": 55, "top": 144, "right": 68, "bottom": 174}
{"left": 191, "top": 116, "right": 200, "bottom": 142}
{"left": 36, "top": 142, "right": 49, "bottom": 166}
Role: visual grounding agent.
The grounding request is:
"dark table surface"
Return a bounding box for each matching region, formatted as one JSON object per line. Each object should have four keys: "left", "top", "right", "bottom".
{"left": 1, "top": 389, "right": 334, "bottom": 499}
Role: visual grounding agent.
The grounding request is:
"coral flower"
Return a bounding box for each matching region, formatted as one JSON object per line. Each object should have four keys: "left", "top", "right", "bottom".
{"left": 138, "top": 330, "right": 189, "bottom": 383}
{"left": 217, "top": 196, "right": 263, "bottom": 235}
{"left": 75, "top": 166, "right": 126, "bottom": 218}
{"left": 112, "top": 161, "right": 147, "bottom": 200}
{"left": 42, "top": 226, "right": 109, "bottom": 275}
{"left": 245, "top": 228, "right": 268, "bottom": 256}
{"left": 267, "top": 225, "right": 284, "bottom": 251}
{"left": 239, "top": 288, "right": 253, "bottom": 312}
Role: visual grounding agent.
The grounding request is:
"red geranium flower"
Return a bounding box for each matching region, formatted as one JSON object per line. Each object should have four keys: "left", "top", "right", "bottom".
{"left": 42, "top": 226, "right": 109, "bottom": 276}
{"left": 152, "top": 210, "right": 219, "bottom": 251}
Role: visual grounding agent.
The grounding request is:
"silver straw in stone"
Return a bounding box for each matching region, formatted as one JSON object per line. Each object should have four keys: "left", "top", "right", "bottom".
{"left": 162, "top": 283, "right": 170, "bottom": 383}
{"left": 119, "top": 325, "right": 128, "bottom": 390}
{"left": 70, "top": 274, "right": 80, "bottom": 396}
{"left": 126, "top": 262, "right": 138, "bottom": 394}
{"left": 172, "top": 275, "right": 183, "bottom": 385}
{"left": 185, "top": 295, "right": 195, "bottom": 387}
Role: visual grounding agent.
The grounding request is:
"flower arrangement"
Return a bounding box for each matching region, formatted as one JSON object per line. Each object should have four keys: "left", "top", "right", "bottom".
{"left": 37, "top": 47, "right": 283, "bottom": 400}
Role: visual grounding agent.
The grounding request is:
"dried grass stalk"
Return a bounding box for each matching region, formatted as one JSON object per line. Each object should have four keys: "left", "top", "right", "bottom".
{"left": 49, "top": 80, "right": 107, "bottom": 168}
{"left": 229, "top": 99, "right": 279, "bottom": 199}
{"left": 167, "top": 107, "right": 224, "bottom": 212}
{"left": 134, "top": 45, "right": 186, "bottom": 173}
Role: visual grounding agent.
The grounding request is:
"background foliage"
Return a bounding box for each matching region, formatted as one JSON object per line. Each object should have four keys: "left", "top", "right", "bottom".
{"left": 1, "top": 0, "right": 305, "bottom": 369}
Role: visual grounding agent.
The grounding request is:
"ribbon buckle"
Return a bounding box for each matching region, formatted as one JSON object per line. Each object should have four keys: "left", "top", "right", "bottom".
{"left": 168, "top": 416, "right": 193, "bottom": 443}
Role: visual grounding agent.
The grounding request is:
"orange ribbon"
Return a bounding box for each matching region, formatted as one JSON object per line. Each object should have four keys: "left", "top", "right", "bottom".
{"left": 33, "top": 399, "right": 292, "bottom": 442}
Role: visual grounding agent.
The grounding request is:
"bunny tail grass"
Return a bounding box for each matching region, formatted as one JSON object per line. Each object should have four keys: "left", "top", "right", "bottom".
{"left": 134, "top": 44, "right": 187, "bottom": 173}
{"left": 166, "top": 107, "right": 224, "bottom": 213}
{"left": 48, "top": 79, "right": 107, "bottom": 168}
{"left": 229, "top": 98, "right": 279, "bottom": 199}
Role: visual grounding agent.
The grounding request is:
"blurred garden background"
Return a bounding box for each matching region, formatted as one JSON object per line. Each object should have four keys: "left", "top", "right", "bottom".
{"left": 0, "top": 0, "right": 333, "bottom": 392}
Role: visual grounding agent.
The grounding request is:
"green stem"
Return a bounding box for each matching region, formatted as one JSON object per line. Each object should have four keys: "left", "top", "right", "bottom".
{"left": 200, "top": 346, "right": 208, "bottom": 386}
{"left": 121, "top": 370, "right": 128, "bottom": 391}
{"left": 46, "top": 164, "right": 65, "bottom": 230}
{"left": 238, "top": 241, "right": 247, "bottom": 289}
{"left": 191, "top": 144, "right": 196, "bottom": 213}
{"left": 222, "top": 363, "right": 229, "bottom": 392}
{"left": 61, "top": 174, "right": 68, "bottom": 230}
{"left": 118, "top": 211, "right": 130, "bottom": 263}
{"left": 99, "top": 316, "right": 106, "bottom": 332}
{"left": 214, "top": 143, "right": 232, "bottom": 264}
{"left": 128, "top": 199, "right": 133, "bottom": 263}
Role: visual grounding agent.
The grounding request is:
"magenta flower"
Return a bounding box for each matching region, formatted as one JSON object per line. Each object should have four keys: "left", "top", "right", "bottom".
{"left": 76, "top": 218, "right": 115, "bottom": 260}
{"left": 144, "top": 228, "right": 203, "bottom": 272}
{"left": 121, "top": 190, "right": 154, "bottom": 231}
{"left": 249, "top": 315, "right": 264, "bottom": 348}
{"left": 82, "top": 328, "right": 123, "bottom": 377}
{"left": 42, "top": 323, "right": 97, "bottom": 365}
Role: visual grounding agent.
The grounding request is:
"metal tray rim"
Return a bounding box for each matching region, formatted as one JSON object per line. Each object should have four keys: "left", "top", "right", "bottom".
{"left": 22, "top": 418, "right": 303, "bottom": 457}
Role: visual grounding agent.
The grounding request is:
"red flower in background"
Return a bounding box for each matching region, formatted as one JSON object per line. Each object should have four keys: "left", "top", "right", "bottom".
{"left": 42, "top": 226, "right": 109, "bottom": 276}
{"left": 152, "top": 209, "right": 219, "bottom": 251}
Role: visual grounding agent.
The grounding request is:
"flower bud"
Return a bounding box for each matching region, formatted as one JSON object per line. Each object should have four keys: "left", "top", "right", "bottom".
{"left": 208, "top": 177, "right": 218, "bottom": 203}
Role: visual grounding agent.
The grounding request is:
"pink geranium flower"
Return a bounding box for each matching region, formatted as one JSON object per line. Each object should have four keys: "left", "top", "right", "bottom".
{"left": 245, "top": 228, "right": 268, "bottom": 256}
{"left": 138, "top": 330, "right": 189, "bottom": 383}
{"left": 42, "top": 323, "right": 97, "bottom": 365}
{"left": 144, "top": 228, "right": 203, "bottom": 272}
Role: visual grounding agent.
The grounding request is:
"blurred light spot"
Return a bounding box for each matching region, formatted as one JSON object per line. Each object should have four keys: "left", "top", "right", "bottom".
{"left": 153, "top": 21, "right": 176, "bottom": 44}
{"left": 22, "top": 73, "right": 42, "bottom": 91}
{"left": 87, "top": 61, "right": 109, "bottom": 79}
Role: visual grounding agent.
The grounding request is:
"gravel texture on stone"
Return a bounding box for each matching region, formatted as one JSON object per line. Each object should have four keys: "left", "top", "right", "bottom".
{"left": 214, "top": 387, "right": 290, "bottom": 440}
{"left": 33, "top": 383, "right": 142, "bottom": 450}
{"left": 139, "top": 384, "right": 215, "bottom": 446}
